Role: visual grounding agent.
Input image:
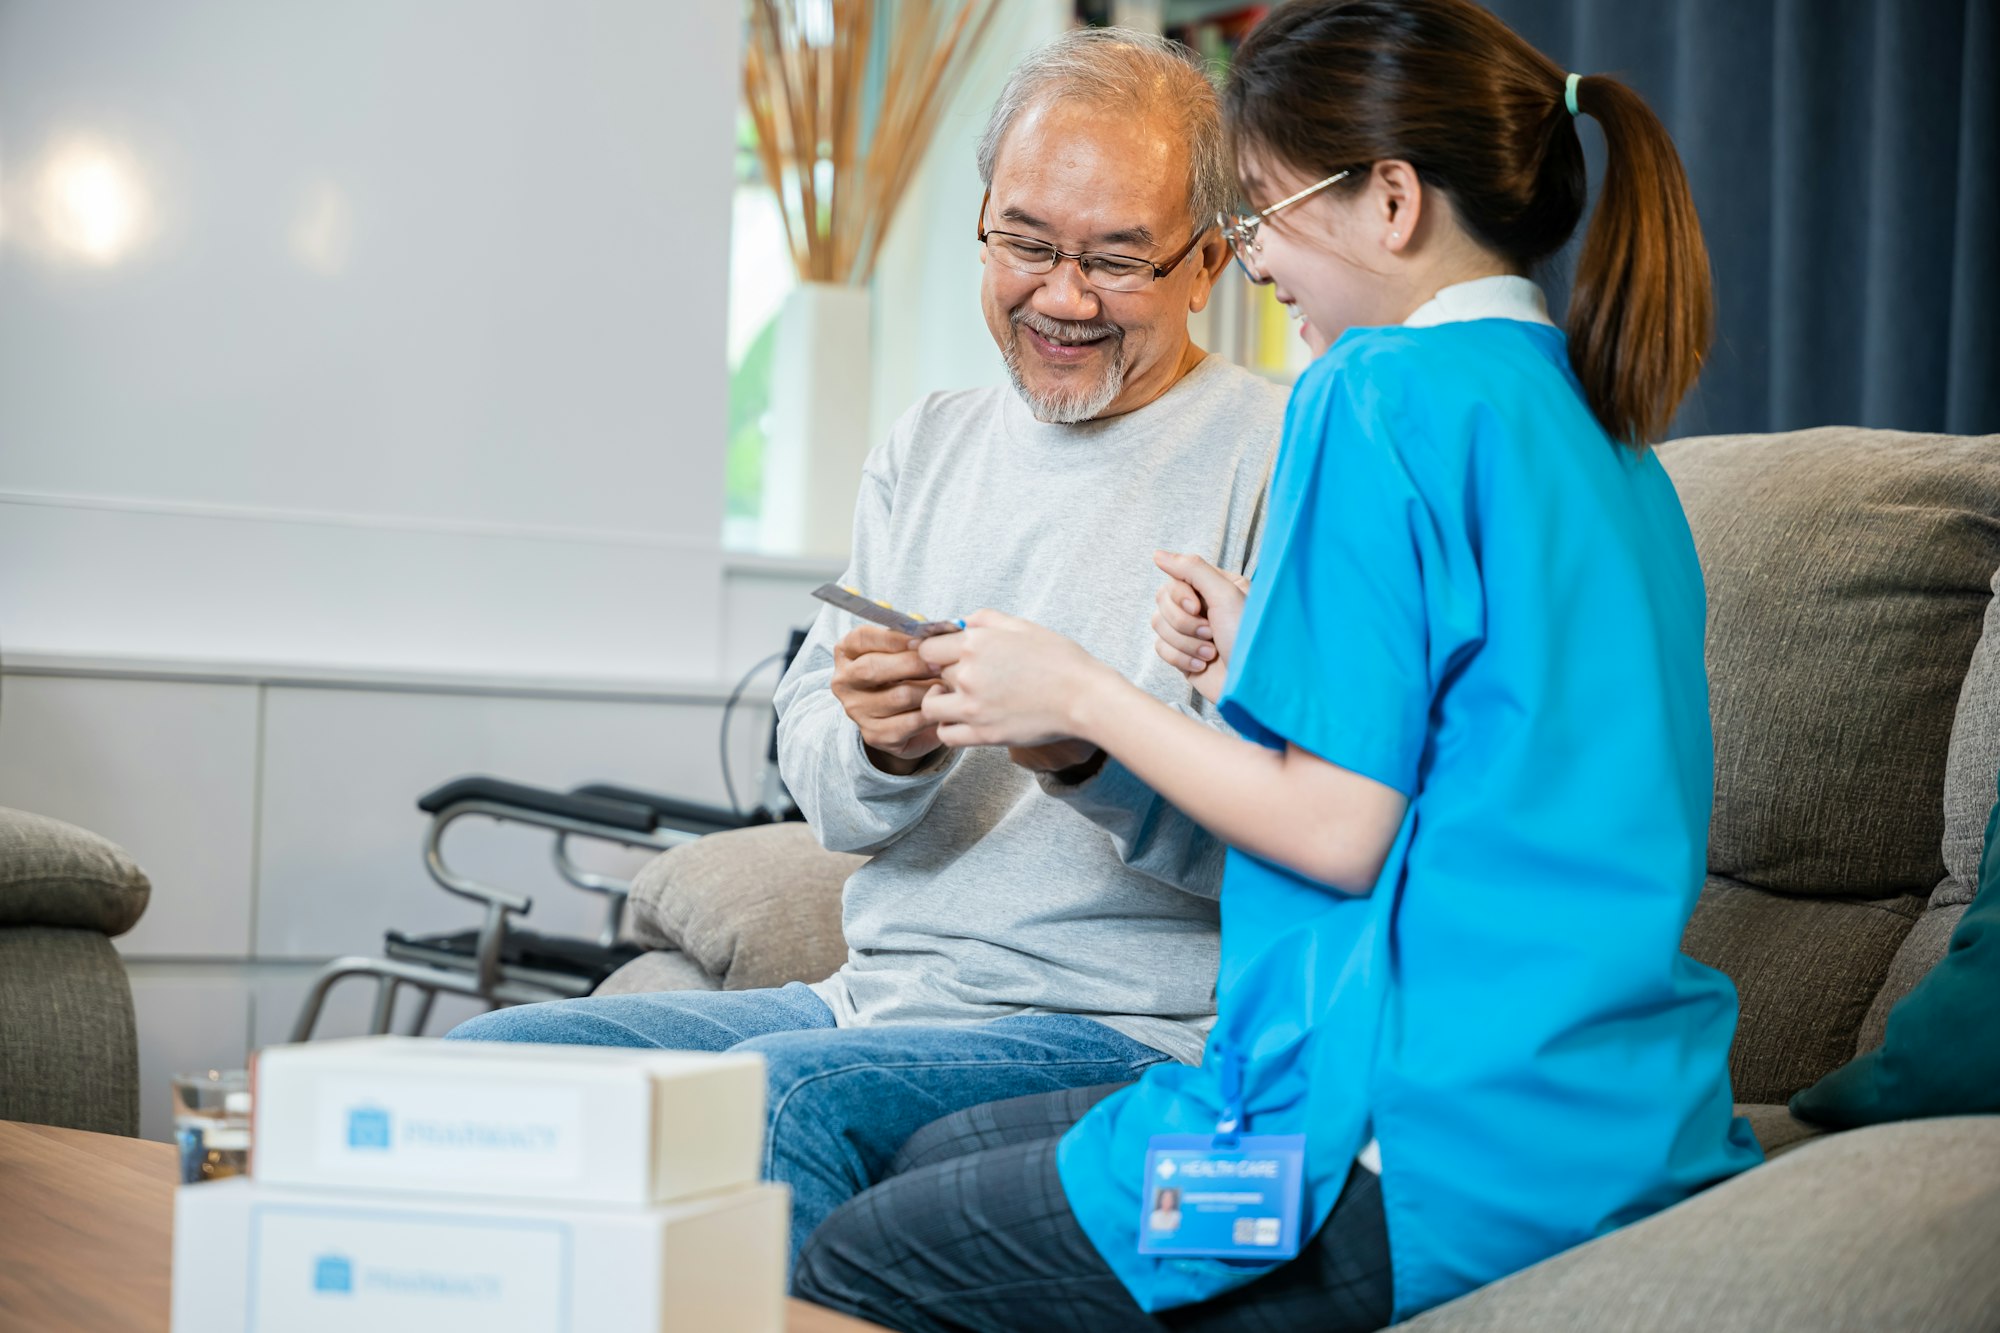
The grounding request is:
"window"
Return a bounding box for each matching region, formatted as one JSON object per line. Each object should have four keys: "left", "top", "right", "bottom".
{"left": 724, "top": 113, "right": 795, "bottom": 550}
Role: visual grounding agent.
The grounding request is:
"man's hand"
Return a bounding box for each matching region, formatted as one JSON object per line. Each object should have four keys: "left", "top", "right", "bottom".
{"left": 831, "top": 625, "right": 945, "bottom": 775}
{"left": 1152, "top": 551, "right": 1250, "bottom": 705}
{"left": 1007, "top": 739, "right": 1100, "bottom": 774}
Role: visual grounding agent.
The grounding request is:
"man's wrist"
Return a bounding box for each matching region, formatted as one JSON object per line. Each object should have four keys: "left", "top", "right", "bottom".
{"left": 865, "top": 745, "right": 921, "bottom": 775}
{"left": 1049, "top": 747, "right": 1109, "bottom": 787}
{"left": 865, "top": 742, "right": 942, "bottom": 777}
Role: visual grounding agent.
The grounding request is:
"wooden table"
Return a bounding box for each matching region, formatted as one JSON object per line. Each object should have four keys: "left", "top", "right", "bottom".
{"left": 0, "top": 1119, "right": 882, "bottom": 1333}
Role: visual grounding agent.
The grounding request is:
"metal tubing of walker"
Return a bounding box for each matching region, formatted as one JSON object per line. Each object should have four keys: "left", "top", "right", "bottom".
{"left": 404, "top": 987, "right": 439, "bottom": 1037}
{"left": 368, "top": 976, "right": 400, "bottom": 1036}
{"left": 289, "top": 955, "right": 534, "bottom": 1043}
{"left": 427, "top": 798, "right": 691, "bottom": 915}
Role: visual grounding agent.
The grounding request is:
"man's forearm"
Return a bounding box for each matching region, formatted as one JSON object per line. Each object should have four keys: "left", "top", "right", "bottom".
{"left": 777, "top": 663, "right": 958, "bottom": 855}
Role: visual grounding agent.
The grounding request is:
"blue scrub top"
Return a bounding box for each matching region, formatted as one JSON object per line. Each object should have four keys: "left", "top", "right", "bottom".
{"left": 1057, "top": 319, "right": 1762, "bottom": 1320}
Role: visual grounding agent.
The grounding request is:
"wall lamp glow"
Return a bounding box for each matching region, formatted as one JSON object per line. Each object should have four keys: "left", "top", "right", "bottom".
{"left": 30, "top": 135, "right": 154, "bottom": 266}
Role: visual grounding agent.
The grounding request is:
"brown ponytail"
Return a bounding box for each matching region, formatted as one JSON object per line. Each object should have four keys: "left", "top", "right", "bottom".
{"left": 1225, "top": 0, "right": 1713, "bottom": 446}
{"left": 1563, "top": 75, "right": 1713, "bottom": 445}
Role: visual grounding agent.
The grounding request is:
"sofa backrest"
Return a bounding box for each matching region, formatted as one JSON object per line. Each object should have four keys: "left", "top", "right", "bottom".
{"left": 1658, "top": 427, "right": 2000, "bottom": 1105}
{"left": 1856, "top": 556, "right": 2000, "bottom": 1055}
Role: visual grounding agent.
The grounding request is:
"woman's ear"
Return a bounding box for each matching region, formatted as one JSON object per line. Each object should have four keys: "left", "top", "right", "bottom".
{"left": 1371, "top": 160, "right": 1422, "bottom": 255}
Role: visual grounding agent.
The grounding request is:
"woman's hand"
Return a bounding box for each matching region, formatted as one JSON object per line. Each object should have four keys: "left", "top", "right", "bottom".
{"left": 1151, "top": 551, "right": 1250, "bottom": 705}
{"left": 917, "top": 611, "right": 1120, "bottom": 748}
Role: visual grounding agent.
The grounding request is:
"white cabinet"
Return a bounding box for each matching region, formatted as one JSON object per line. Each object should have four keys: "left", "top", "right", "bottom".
{"left": 0, "top": 675, "right": 259, "bottom": 958}
{"left": 253, "top": 684, "right": 745, "bottom": 959}
{"left": 4, "top": 662, "right": 774, "bottom": 1143}
{"left": 126, "top": 966, "right": 254, "bottom": 1144}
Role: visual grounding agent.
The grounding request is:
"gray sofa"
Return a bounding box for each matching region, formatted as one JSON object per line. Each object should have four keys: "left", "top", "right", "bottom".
{"left": 609, "top": 425, "right": 2000, "bottom": 1328}
{"left": 0, "top": 807, "right": 150, "bottom": 1136}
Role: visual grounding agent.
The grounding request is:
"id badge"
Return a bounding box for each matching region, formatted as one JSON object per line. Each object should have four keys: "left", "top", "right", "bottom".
{"left": 1137, "top": 1133, "right": 1306, "bottom": 1259}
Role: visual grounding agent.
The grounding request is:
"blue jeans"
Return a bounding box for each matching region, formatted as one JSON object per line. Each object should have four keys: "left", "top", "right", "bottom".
{"left": 444, "top": 984, "right": 1169, "bottom": 1259}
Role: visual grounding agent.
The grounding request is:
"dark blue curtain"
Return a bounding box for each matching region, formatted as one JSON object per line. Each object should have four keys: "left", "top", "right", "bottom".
{"left": 1481, "top": 0, "right": 1999, "bottom": 437}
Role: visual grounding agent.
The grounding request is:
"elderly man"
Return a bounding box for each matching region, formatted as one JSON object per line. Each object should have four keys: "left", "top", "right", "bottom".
{"left": 449, "top": 27, "right": 1286, "bottom": 1258}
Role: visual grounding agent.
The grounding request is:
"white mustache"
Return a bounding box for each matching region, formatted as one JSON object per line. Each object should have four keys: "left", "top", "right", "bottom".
{"left": 1013, "top": 309, "right": 1121, "bottom": 346}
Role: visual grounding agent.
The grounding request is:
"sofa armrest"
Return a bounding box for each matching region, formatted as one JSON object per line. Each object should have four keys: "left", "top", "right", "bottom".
{"left": 0, "top": 926, "right": 141, "bottom": 1135}
{"left": 1402, "top": 1116, "right": 2000, "bottom": 1331}
{"left": 623, "top": 823, "right": 865, "bottom": 991}
{"left": 0, "top": 807, "right": 150, "bottom": 937}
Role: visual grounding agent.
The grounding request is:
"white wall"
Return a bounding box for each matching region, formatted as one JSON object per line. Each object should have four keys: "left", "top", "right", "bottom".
{"left": 0, "top": 0, "right": 739, "bottom": 680}
{"left": 0, "top": 0, "right": 1106, "bottom": 1141}
{"left": 0, "top": 1, "right": 852, "bottom": 1142}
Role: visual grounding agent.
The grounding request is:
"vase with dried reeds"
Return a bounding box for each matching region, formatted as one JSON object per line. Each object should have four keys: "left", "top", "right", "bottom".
{"left": 743, "top": 0, "right": 1000, "bottom": 287}
{"left": 744, "top": 0, "right": 1001, "bottom": 556}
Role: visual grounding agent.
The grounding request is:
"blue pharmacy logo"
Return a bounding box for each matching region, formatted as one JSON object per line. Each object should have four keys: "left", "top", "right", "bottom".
{"left": 313, "top": 1254, "right": 354, "bottom": 1294}
{"left": 346, "top": 1105, "right": 392, "bottom": 1150}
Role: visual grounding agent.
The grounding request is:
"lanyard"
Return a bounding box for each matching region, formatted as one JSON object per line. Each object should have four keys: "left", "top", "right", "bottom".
{"left": 1139, "top": 1041, "right": 1307, "bottom": 1261}
{"left": 1214, "top": 1044, "right": 1244, "bottom": 1147}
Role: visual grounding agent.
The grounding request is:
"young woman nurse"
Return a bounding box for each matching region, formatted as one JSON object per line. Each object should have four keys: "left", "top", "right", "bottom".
{"left": 790, "top": 1, "right": 1761, "bottom": 1328}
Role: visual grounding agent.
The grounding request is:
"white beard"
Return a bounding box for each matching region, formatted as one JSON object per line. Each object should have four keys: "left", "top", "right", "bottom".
{"left": 1001, "top": 313, "right": 1128, "bottom": 424}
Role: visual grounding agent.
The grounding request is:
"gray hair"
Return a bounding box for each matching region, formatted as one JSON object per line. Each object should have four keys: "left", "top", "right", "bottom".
{"left": 976, "top": 27, "right": 1230, "bottom": 233}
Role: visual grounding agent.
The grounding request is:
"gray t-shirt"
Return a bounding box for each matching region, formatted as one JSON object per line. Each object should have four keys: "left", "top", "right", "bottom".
{"left": 773, "top": 354, "right": 1287, "bottom": 1064}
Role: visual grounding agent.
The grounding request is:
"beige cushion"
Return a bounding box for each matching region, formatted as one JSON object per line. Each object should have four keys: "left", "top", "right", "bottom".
{"left": 594, "top": 947, "right": 721, "bottom": 996}
{"left": 622, "top": 823, "right": 863, "bottom": 991}
{"left": 1659, "top": 428, "right": 2000, "bottom": 899}
{"left": 1851, "top": 557, "right": 2000, "bottom": 1055}
{"left": 0, "top": 807, "right": 150, "bottom": 937}
{"left": 1660, "top": 428, "right": 2000, "bottom": 1101}
{"left": 1733, "top": 1101, "right": 1828, "bottom": 1159}
{"left": 1856, "top": 900, "right": 1968, "bottom": 1058}
{"left": 1939, "top": 564, "right": 2000, "bottom": 907}
{"left": 1681, "top": 879, "right": 1925, "bottom": 1104}
{"left": 1403, "top": 1116, "right": 2000, "bottom": 1332}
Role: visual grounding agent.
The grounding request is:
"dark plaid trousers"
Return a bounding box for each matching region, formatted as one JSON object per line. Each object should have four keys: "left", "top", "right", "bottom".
{"left": 792, "top": 1083, "right": 1394, "bottom": 1333}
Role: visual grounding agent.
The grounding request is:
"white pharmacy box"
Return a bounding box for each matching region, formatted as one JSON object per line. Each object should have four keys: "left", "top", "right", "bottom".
{"left": 253, "top": 1036, "right": 765, "bottom": 1206}
{"left": 171, "top": 1176, "right": 787, "bottom": 1333}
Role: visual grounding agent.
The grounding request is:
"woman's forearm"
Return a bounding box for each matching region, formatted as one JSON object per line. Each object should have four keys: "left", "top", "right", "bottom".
{"left": 1067, "top": 674, "right": 1405, "bottom": 893}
